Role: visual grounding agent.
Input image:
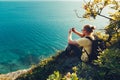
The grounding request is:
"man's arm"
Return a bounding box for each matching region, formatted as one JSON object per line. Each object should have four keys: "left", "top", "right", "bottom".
{"left": 72, "top": 28, "right": 85, "bottom": 37}
{"left": 68, "top": 29, "right": 78, "bottom": 46}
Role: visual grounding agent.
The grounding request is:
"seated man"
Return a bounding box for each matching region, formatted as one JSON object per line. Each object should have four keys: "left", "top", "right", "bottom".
{"left": 67, "top": 25, "right": 95, "bottom": 62}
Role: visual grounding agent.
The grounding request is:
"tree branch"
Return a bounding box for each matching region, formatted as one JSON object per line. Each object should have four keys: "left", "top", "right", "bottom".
{"left": 74, "top": 10, "right": 83, "bottom": 18}
{"left": 98, "top": 14, "right": 114, "bottom": 20}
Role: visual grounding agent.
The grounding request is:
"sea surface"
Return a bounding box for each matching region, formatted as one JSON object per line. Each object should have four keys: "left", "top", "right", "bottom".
{"left": 0, "top": 1, "right": 109, "bottom": 73}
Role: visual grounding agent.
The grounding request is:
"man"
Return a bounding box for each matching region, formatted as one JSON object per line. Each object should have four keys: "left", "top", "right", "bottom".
{"left": 67, "top": 25, "right": 95, "bottom": 62}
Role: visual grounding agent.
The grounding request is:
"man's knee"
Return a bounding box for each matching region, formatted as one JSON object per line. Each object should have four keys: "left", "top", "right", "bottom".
{"left": 65, "top": 44, "right": 82, "bottom": 57}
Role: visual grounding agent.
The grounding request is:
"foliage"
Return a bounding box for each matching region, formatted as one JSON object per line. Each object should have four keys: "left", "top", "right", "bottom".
{"left": 47, "top": 71, "right": 62, "bottom": 80}
{"left": 93, "top": 48, "right": 120, "bottom": 80}
{"left": 47, "top": 71, "right": 79, "bottom": 80}
{"left": 82, "top": 0, "right": 120, "bottom": 19}
{"left": 47, "top": 67, "right": 79, "bottom": 80}
{"left": 95, "top": 48, "right": 120, "bottom": 73}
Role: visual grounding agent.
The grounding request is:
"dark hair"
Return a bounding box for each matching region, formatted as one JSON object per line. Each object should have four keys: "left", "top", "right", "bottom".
{"left": 83, "top": 25, "right": 95, "bottom": 33}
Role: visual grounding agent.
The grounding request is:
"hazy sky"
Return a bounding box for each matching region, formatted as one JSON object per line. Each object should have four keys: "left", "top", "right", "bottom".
{"left": 0, "top": 0, "right": 119, "bottom": 2}
{"left": 0, "top": 0, "right": 81, "bottom": 1}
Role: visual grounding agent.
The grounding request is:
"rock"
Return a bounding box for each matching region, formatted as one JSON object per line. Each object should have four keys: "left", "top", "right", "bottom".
{"left": 0, "top": 69, "right": 29, "bottom": 80}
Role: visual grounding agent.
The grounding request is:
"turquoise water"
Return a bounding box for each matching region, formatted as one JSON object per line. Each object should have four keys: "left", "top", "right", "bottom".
{"left": 0, "top": 1, "right": 108, "bottom": 73}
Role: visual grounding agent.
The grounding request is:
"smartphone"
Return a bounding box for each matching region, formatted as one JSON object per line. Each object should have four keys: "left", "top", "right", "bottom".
{"left": 72, "top": 28, "right": 74, "bottom": 31}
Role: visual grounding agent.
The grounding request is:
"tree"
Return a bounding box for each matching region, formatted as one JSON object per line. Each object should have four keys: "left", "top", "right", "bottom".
{"left": 76, "top": 0, "right": 120, "bottom": 43}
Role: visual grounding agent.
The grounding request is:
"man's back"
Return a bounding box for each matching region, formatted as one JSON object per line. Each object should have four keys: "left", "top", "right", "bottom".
{"left": 77, "top": 37, "right": 93, "bottom": 62}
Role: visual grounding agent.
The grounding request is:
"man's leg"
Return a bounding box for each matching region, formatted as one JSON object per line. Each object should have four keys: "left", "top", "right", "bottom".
{"left": 65, "top": 44, "right": 82, "bottom": 57}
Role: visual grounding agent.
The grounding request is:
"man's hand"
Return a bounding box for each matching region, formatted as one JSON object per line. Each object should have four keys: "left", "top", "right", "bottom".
{"left": 72, "top": 28, "right": 76, "bottom": 32}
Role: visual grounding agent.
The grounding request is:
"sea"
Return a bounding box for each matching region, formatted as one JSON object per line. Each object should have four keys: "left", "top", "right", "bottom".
{"left": 0, "top": 1, "right": 109, "bottom": 73}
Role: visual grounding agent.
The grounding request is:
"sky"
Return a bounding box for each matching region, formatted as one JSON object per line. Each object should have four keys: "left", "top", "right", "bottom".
{"left": 0, "top": 0, "right": 119, "bottom": 1}
{"left": 0, "top": 0, "right": 81, "bottom": 1}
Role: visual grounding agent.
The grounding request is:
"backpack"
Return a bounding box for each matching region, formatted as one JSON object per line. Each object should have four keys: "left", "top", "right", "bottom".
{"left": 85, "top": 37, "right": 106, "bottom": 62}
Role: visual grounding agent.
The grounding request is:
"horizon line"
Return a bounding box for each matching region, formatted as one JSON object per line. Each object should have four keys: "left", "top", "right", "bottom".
{"left": 0, "top": 0, "right": 82, "bottom": 1}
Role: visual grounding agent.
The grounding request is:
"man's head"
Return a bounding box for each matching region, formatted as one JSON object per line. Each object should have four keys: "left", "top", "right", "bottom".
{"left": 82, "top": 25, "right": 95, "bottom": 34}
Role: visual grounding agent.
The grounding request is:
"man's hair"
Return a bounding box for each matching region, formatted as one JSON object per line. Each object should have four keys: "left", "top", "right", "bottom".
{"left": 83, "top": 25, "right": 95, "bottom": 33}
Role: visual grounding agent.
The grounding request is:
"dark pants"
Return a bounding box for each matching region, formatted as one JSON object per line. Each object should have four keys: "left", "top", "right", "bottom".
{"left": 65, "top": 44, "right": 82, "bottom": 57}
